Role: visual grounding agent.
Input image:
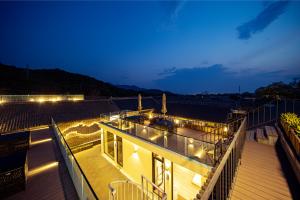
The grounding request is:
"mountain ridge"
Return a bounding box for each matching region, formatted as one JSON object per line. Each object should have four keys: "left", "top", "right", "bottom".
{"left": 0, "top": 64, "right": 173, "bottom": 97}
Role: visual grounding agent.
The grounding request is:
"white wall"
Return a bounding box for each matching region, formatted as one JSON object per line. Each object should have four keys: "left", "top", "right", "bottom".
{"left": 173, "top": 163, "right": 202, "bottom": 200}
{"left": 122, "top": 139, "right": 152, "bottom": 184}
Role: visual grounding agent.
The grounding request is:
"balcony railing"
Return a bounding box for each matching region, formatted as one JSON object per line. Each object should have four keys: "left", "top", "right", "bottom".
{"left": 108, "top": 175, "right": 167, "bottom": 200}
{"left": 104, "top": 118, "right": 227, "bottom": 166}
{"left": 51, "top": 118, "right": 98, "bottom": 200}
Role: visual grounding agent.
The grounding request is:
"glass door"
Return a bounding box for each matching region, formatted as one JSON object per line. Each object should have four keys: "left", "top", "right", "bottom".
{"left": 152, "top": 153, "right": 165, "bottom": 192}
{"left": 116, "top": 136, "right": 123, "bottom": 166}
{"left": 105, "top": 131, "right": 115, "bottom": 159}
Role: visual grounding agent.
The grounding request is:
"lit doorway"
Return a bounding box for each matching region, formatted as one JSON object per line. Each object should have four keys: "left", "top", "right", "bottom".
{"left": 116, "top": 136, "right": 123, "bottom": 166}
{"left": 105, "top": 131, "right": 115, "bottom": 159}
{"left": 152, "top": 153, "right": 165, "bottom": 193}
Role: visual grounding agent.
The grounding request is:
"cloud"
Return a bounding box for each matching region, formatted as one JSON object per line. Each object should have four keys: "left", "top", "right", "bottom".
{"left": 158, "top": 66, "right": 177, "bottom": 76}
{"left": 160, "top": 0, "right": 186, "bottom": 30}
{"left": 155, "top": 64, "right": 292, "bottom": 94}
{"left": 237, "top": 0, "right": 289, "bottom": 40}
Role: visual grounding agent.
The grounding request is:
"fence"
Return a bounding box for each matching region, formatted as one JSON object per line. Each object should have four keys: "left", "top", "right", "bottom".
{"left": 108, "top": 175, "right": 166, "bottom": 200}
{"left": 197, "top": 117, "right": 247, "bottom": 200}
{"left": 105, "top": 117, "right": 231, "bottom": 166}
{"left": 247, "top": 99, "right": 300, "bottom": 129}
{"left": 51, "top": 118, "right": 98, "bottom": 200}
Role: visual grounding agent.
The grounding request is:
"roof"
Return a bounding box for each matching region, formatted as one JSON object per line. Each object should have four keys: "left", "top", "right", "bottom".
{"left": 113, "top": 97, "right": 231, "bottom": 123}
{"left": 0, "top": 100, "right": 120, "bottom": 134}
{"left": 0, "top": 150, "right": 27, "bottom": 172}
{"left": 166, "top": 103, "right": 231, "bottom": 123}
{"left": 112, "top": 97, "right": 160, "bottom": 111}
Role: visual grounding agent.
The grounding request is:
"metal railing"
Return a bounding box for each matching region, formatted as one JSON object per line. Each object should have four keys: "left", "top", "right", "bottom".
{"left": 247, "top": 99, "right": 300, "bottom": 129}
{"left": 51, "top": 118, "right": 98, "bottom": 200}
{"left": 108, "top": 175, "right": 166, "bottom": 200}
{"left": 104, "top": 118, "right": 220, "bottom": 166}
{"left": 197, "top": 117, "right": 247, "bottom": 200}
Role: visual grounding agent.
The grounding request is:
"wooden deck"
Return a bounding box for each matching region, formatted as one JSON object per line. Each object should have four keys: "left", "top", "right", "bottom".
{"left": 6, "top": 128, "right": 78, "bottom": 200}
{"left": 231, "top": 140, "right": 293, "bottom": 200}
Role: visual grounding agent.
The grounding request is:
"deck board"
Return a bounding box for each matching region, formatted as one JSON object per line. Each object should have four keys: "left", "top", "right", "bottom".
{"left": 6, "top": 128, "right": 77, "bottom": 200}
{"left": 231, "top": 141, "right": 293, "bottom": 200}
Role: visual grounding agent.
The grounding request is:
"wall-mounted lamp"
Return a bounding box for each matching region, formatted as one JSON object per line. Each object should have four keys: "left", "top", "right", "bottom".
{"left": 224, "top": 126, "right": 228, "bottom": 132}
{"left": 192, "top": 173, "right": 202, "bottom": 187}
{"left": 133, "top": 145, "right": 139, "bottom": 159}
{"left": 165, "top": 160, "right": 171, "bottom": 180}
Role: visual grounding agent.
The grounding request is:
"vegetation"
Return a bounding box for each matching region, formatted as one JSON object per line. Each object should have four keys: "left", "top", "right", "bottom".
{"left": 255, "top": 79, "right": 300, "bottom": 99}
{"left": 281, "top": 113, "right": 300, "bottom": 137}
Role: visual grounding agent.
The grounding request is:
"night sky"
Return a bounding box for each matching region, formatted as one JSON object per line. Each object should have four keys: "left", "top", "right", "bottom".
{"left": 0, "top": 1, "right": 299, "bottom": 94}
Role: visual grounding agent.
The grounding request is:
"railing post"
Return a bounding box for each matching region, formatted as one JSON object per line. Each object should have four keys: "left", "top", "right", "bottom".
{"left": 257, "top": 107, "right": 259, "bottom": 125}
{"left": 252, "top": 110, "right": 254, "bottom": 127}
{"left": 293, "top": 100, "right": 295, "bottom": 113}
{"left": 263, "top": 105, "right": 265, "bottom": 124}
{"left": 81, "top": 174, "right": 84, "bottom": 199}
{"left": 276, "top": 99, "right": 279, "bottom": 122}
{"left": 285, "top": 98, "right": 287, "bottom": 113}
{"left": 270, "top": 105, "right": 272, "bottom": 122}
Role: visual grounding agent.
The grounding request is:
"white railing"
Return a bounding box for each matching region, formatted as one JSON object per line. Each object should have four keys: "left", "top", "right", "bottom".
{"left": 108, "top": 176, "right": 166, "bottom": 200}
{"left": 51, "top": 118, "right": 98, "bottom": 200}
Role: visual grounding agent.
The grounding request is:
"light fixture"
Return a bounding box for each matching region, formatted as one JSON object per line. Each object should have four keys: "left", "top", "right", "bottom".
{"left": 174, "top": 119, "right": 179, "bottom": 124}
{"left": 133, "top": 145, "right": 139, "bottom": 159}
{"left": 192, "top": 174, "right": 202, "bottom": 187}
{"left": 224, "top": 126, "right": 228, "bottom": 132}
{"left": 195, "top": 148, "right": 204, "bottom": 158}
{"left": 29, "top": 162, "right": 59, "bottom": 177}
{"left": 165, "top": 160, "right": 171, "bottom": 171}
{"left": 164, "top": 131, "right": 168, "bottom": 136}
{"left": 31, "top": 138, "right": 52, "bottom": 146}
{"left": 38, "top": 98, "right": 45, "bottom": 103}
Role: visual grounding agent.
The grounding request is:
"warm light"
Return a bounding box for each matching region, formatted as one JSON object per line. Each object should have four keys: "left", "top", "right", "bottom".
{"left": 149, "top": 113, "right": 153, "bottom": 119}
{"left": 0, "top": 100, "right": 5, "bottom": 104}
{"left": 188, "top": 138, "right": 194, "bottom": 144}
{"left": 149, "top": 134, "right": 161, "bottom": 141}
{"left": 165, "top": 160, "right": 171, "bottom": 171}
{"left": 224, "top": 126, "right": 228, "bottom": 132}
{"left": 38, "top": 98, "right": 45, "bottom": 103}
{"left": 110, "top": 115, "right": 120, "bottom": 121}
{"left": 29, "top": 98, "right": 35, "bottom": 102}
{"left": 31, "top": 138, "right": 52, "bottom": 146}
{"left": 195, "top": 148, "right": 204, "bottom": 158}
{"left": 133, "top": 145, "right": 139, "bottom": 159}
{"left": 29, "top": 162, "right": 59, "bottom": 177}
{"left": 174, "top": 119, "right": 179, "bottom": 124}
{"left": 192, "top": 174, "right": 202, "bottom": 187}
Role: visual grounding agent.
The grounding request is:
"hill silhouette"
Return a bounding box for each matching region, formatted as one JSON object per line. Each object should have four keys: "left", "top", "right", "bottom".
{"left": 0, "top": 64, "right": 172, "bottom": 97}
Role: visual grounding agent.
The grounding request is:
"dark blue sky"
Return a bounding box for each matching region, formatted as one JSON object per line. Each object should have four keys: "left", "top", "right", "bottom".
{"left": 0, "top": 1, "right": 299, "bottom": 94}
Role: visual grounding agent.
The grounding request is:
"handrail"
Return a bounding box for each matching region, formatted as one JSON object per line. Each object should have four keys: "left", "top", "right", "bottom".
{"left": 141, "top": 175, "right": 167, "bottom": 200}
{"left": 119, "top": 118, "right": 217, "bottom": 145}
{"left": 51, "top": 118, "right": 98, "bottom": 200}
{"left": 199, "top": 117, "right": 246, "bottom": 199}
{"left": 108, "top": 177, "right": 167, "bottom": 200}
{"left": 153, "top": 113, "right": 228, "bottom": 126}
{"left": 104, "top": 119, "right": 217, "bottom": 166}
